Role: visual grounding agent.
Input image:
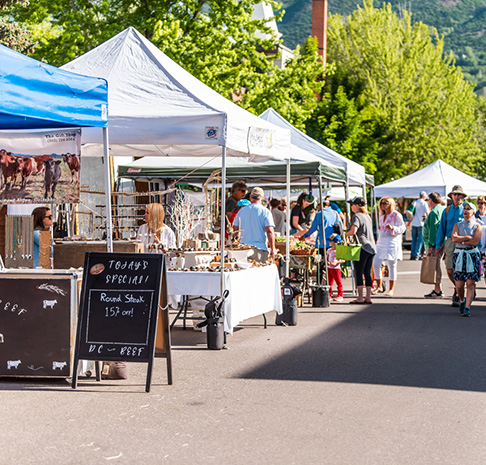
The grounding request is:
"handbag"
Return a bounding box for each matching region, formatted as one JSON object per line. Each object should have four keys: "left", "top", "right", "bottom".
{"left": 420, "top": 255, "right": 439, "bottom": 284}
{"left": 335, "top": 236, "right": 362, "bottom": 261}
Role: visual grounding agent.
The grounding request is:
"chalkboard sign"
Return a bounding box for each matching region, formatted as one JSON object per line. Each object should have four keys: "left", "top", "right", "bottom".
{"left": 0, "top": 273, "right": 78, "bottom": 378}
{"left": 72, "top": 252, "right": 169, "bottom": 392}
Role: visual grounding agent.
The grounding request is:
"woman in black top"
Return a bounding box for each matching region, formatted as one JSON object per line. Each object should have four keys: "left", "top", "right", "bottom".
{"left": 290, "top": 193, "right": 314, "bottom": 235}
{"left": 345, "top": 196, "right": 377, "bottom": 304}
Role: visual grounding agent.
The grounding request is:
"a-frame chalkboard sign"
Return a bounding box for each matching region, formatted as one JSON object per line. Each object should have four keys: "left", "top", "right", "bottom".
{"left": 72, "top": 252, "right": 171, "bottom": 392}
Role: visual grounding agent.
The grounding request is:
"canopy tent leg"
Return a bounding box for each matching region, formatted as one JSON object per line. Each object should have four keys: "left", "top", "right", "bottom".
{"left": 220, "top": 145, "right": 227, "bottom": 298}
{"left": 103, "top": 127, "right": 113, "bottom": 252}
{"left": 285, "top": 158, "right": 290, "bottom": 278}
{"left": 318, "top": 175, "right": 328, "bottom": 288}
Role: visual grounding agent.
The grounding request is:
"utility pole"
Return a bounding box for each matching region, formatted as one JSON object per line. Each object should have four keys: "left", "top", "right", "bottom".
{"left": 312, "top": 0, "right": 328, "bottom": 65}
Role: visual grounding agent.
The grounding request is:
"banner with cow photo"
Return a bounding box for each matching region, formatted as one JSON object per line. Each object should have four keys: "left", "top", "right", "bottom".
{"left": 0, "top": 129, "right": 81, "bottom": 203}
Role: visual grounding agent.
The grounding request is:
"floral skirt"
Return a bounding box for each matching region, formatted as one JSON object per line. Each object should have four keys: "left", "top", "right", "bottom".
{"left": 452, "top": 249, "right": 481, "bottom": 282}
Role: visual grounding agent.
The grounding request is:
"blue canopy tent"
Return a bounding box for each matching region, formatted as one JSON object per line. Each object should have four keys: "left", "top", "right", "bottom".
{"left": 0, "top": 45, "right": 113, "bottom": 248}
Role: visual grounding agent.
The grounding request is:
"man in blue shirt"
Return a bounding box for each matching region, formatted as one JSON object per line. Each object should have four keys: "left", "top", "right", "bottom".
{"left": 234, "top": 187, "right": 276, "bottom": 263}
{"left": 436, "top": 185, "right": 465, "bottom": 306}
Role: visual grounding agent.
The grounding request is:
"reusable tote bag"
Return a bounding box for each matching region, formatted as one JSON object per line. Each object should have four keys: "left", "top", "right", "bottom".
{"left": 335, "top": 236, "right": 362, "bottom": 261}
{"left": 420, "top": 255, "right": 439, "bottom": 284}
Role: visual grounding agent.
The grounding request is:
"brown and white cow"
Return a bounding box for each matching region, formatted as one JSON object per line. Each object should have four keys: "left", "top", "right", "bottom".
{"left": 19, "top": 157, "right": 36, "bottom": 190}
{"left": 62, "top": 153, "right": 80, "bottom": 183}
{"left": 1, "top": 156, "right": 25, "bottom": 191}
{"left": 33, "top": 155, "right": 53, "bottom": 176}
{"left": 0, "top": 149, "right": 11, "bottom": 189}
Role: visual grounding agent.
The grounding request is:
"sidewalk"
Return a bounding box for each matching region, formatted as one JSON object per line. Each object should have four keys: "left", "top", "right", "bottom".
{"left": 1, "top": 254, "right": 486, "bottom": 464}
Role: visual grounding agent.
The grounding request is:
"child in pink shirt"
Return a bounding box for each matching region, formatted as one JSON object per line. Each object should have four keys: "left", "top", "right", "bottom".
{"left": 327, "top": 234, "right": 345, "bottom": 302}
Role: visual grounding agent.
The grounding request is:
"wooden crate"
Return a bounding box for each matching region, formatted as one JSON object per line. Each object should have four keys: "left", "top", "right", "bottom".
{"left": 53, "top": 240, "right": 143, "bottom": 268}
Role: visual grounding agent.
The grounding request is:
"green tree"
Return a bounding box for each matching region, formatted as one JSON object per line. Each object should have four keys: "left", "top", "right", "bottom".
{"left": 309, "top": 0, "right": 484, "bottom": 184}
{"left": 0, "top": 0, "right": 35, "bottom": 53}
{"left": 241, "top": 37, "right": 327, "bottom": 130}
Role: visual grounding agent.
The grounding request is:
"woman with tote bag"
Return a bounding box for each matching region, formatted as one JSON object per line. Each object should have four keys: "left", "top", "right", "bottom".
{"left": 345, "top": 197, "right": 376, "bottom": 304}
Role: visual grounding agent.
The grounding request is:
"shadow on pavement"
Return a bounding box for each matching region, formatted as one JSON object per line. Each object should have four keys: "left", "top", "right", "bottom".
{"left": 239, "top": 301, "right": 486, "bottom": 392}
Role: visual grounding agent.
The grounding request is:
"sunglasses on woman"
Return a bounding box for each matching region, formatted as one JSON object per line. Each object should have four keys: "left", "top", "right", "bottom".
{"left": 45, "top": 215, "right": 53, "bottom": 219}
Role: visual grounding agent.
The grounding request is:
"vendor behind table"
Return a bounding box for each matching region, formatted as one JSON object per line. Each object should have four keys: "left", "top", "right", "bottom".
{"left": 32, "top": 205, "right": 53, "bottom": 269}
{"left": 136, "top": 203, "right": 176, "bottom": 253}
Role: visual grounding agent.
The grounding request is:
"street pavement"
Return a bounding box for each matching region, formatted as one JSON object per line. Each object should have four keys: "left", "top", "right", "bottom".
{"left": 2, "top": 253, "right": 486, "bottom": 464}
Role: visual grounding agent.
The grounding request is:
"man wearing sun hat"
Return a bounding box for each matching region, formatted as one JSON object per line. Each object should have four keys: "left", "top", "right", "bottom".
{"left": 436, "top": 185, "right": 466, "bottom": 306}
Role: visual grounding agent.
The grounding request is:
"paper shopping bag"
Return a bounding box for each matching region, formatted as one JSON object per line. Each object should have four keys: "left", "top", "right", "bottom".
{"left": 420, "top": 255, "right": 439, "bottom": 284}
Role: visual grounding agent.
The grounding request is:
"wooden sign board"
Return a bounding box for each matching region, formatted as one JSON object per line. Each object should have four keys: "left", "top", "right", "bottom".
{"left": 0, "top": 273, "right": 77, "bottom": 378}
{"left": 72, "top": 252, "right": 171, "bottom": 392}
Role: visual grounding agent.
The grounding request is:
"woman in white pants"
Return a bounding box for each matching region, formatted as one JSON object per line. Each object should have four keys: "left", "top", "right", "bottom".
{"left": 372, "top": 197, "right": 406, "bottom": 296}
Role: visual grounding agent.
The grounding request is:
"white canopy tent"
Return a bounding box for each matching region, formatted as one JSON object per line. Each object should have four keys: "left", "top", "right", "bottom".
{"left": 375, "top": 160, "right": 486, "bottom": 199}
{"left": 61, "top": 26, "right": 291, "bottom": 281}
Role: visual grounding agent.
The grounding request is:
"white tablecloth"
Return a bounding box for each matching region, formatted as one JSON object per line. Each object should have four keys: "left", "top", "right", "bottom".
{"left": 167, "top": 266, "right": 282, "bottom": 334}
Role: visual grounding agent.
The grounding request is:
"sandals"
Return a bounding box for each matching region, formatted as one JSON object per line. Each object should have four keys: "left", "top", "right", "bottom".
{"left": 350, "top": 299, "right": 365, "bottom": 304}
{"left": 371, "top": 287, "right": 384, "bottom": 295}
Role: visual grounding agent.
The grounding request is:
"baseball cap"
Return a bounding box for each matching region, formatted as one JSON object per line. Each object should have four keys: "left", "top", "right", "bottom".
{"left": 347, "top": 196, "right": 366, "bottom": 207}
{"left": 250, "top": 187, "right": 264, "bottom": 199}
{"left": 237, "top": 199, "right": 251, "bottom": 207}
{"left": 329, "top": 233, "right": 343, "bottom": 244}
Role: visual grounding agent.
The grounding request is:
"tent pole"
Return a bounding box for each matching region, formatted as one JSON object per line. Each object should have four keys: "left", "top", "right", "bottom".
{"left": 103, "top": 127, "right": 113, "bottom": 253}
{"left": 344, "top": 180, "right": 351, "bottom": 226}
{"left": 373, "top": 186, "right": 379, "bottom": 238}
{"left": 286, "top": 158, "right": 290, "bottom": 278}
{"left": 318, "top": 175, "right": 328, "bottom": 289}
{"left": 220, "top": 145, "right": 227, "bottom": 297}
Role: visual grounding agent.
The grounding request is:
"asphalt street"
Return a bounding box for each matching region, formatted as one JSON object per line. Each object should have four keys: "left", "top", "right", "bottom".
{"left": 2, "top": 253, "right": 486, "bottom": 464}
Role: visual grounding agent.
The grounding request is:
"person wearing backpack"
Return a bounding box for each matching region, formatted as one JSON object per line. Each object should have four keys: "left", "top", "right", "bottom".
{"left": 436, "top": 185, "right": 465, "bottom": 307}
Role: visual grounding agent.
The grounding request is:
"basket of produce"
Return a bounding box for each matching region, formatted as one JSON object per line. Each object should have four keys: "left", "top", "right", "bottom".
{"left": 275, "top": 237, "right": 295, "bottom": 254}
{"left": 290, "top": 241, "right": 315, "bottom": 255}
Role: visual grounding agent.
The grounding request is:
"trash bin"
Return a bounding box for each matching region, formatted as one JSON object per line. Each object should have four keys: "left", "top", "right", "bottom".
{"left": 276, "top": 278, "right": 302, "bottom": 326}
{"left": 311, "top": 285, "right": 330, "bottom": 308}
{"left": 197, "top": 290, "right": 229, "bottom": 350}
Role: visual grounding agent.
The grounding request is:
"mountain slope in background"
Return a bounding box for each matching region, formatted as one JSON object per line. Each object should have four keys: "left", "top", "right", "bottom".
{"left": 278, "top": 0, "right": 486, "bottom": 94}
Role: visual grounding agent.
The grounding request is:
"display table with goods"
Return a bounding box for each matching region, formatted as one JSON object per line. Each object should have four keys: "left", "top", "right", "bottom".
{"left": 166, "top": 260, "right": 282, "bottom": 334}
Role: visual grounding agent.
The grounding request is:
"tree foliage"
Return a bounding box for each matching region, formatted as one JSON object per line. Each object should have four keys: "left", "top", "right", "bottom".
{"left": 307, "top": 0, "right": 485, "bottom": 184}
{"left": 241, "top": 37, "right": 327, "bottom": 130}
{"left": 279, "top": 0, "right": 486, "bottom": 95}
{"left": 0, "top": 0, "right": 35, "bottom": 54}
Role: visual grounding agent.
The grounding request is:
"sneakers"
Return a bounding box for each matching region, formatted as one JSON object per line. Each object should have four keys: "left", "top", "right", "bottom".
{"left": 333, "top": 296, "right": 344, "bottom": 302}
{"left": 462, "top": 307, "right": 471, "bottom": 317}
{"left": 424, "top": 290, "right": 443, "bottom": 299}
{"left": 459, "top": 300, "right": 466, "bottom": 315}
{"left": 451, "top": 290, "right": 461, "bottom": 307}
